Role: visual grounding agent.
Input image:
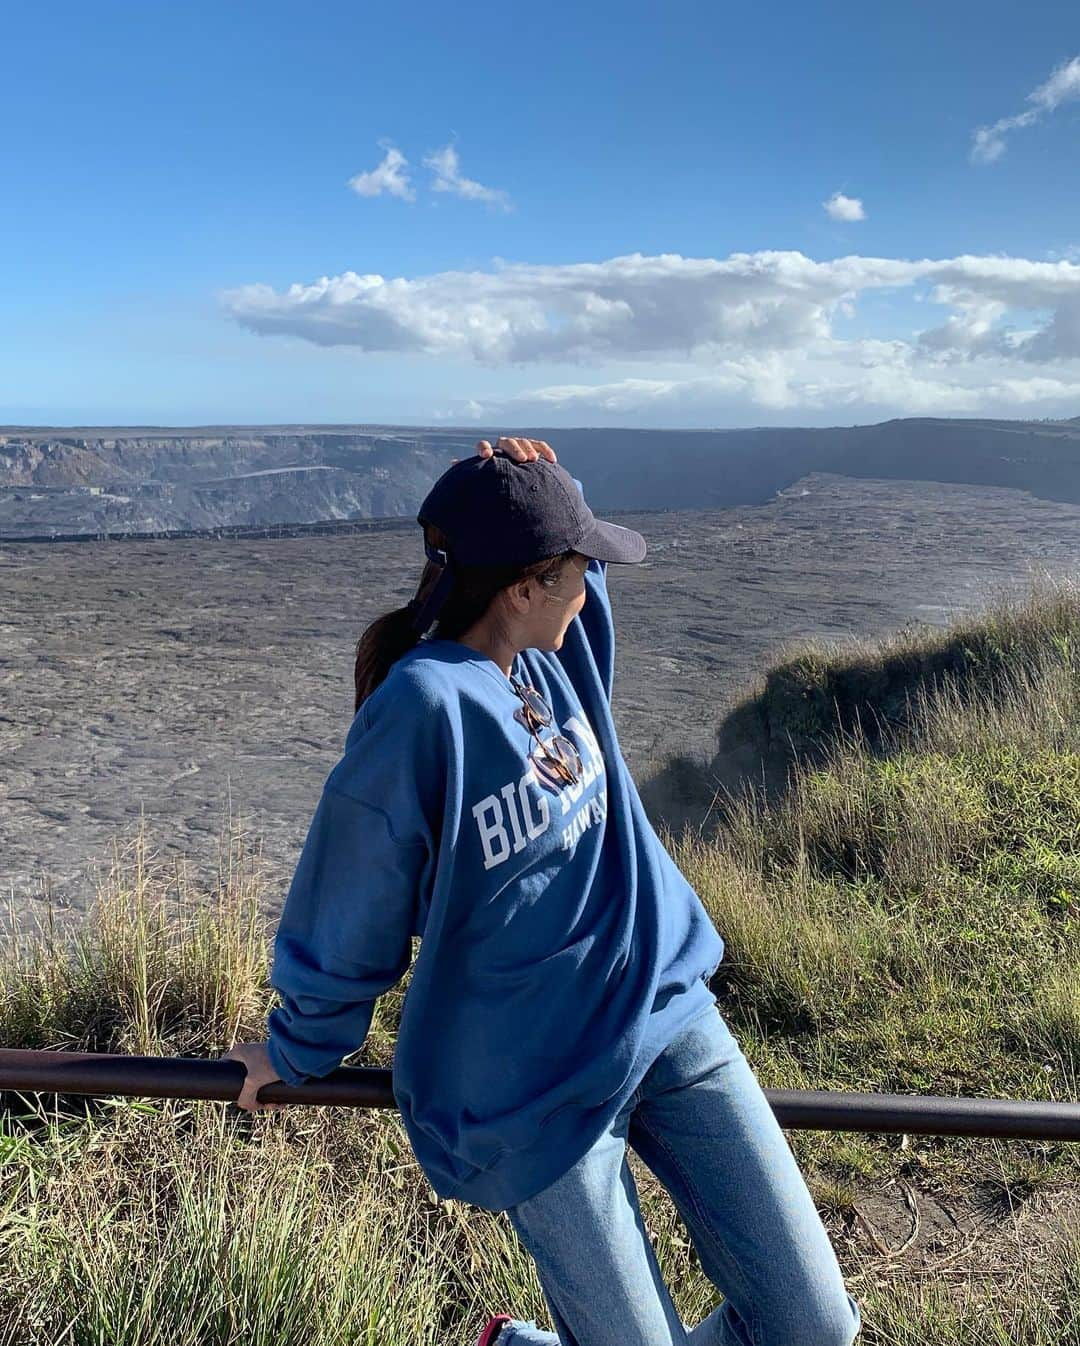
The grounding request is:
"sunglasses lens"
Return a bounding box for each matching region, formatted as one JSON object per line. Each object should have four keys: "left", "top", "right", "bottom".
{"left": 522, "top": 688, "right": 551, "bottom": 723}
{"left": 551, "top": 735, "right": 582, "bottom": 776}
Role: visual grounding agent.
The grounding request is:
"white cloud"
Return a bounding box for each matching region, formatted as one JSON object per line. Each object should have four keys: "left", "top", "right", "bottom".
{"left": 824, "top": 192, "right": 866, "bottom": 221}
{"left": 459, "top": 354, "right": 1080, "bottom": 426}
{"left": 224, "top": 248, "right": 1080, "bottom": 362}
{"left": 347, "top": 143, "right": 415, "bottom": 201}
{"left": 916, "top": 290, "right": 1010, "bottom": 356}
{"left": 1032, "top": 55, "right": 1080, "bottom": 109}
{"left": 221, "top": 248, "right": 1080, "bottom": 422}
{"left": 970, "top": 54, "right": 1080, "bottom": 164}
{"left": 421, "top": 143, "right": 513, "bottom": 211}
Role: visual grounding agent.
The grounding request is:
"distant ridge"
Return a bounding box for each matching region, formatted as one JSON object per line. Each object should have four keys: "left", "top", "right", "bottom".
{"left": 2, "top": 415, "right": 1079, "bottom": 539}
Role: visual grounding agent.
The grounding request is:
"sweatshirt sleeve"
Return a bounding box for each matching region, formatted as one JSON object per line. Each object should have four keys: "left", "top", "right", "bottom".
{"left": 570, "top": 476, "right": 616, "bottom": 705}
{"left": 265, "top": 784, "right": 429, "bottom": 1087}
{"left": 264, "top": 674, "right": 446, "bottom": 1089}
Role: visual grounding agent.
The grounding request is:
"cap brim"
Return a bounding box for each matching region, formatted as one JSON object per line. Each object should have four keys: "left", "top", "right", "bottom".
{"left": 575, "top": 517, "right": 647, "bottom": 564}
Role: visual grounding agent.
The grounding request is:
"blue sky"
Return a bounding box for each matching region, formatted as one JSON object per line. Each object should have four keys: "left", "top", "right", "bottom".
{"left": 3, "top": 1, "right": 1080, "bottom": 428}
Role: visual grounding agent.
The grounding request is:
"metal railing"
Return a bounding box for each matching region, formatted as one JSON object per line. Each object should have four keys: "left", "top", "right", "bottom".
{"left": 1, "top": 1048, "right": 1078, "bottom": 1141}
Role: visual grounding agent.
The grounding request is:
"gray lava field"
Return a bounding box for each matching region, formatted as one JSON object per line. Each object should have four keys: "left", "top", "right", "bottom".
{"left": 2, "top": 470, "right": 1079, "bottom": 935}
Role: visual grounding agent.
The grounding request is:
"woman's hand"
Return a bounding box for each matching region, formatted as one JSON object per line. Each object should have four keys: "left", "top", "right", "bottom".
{"left": 450, "top": 437, "right": 557, "bottom": 465}
{"left": 477, "top": 437, "right": 557, "bottom": 464}
{"left": 220, "top": 1041, "right": 287, "bottom": 1113}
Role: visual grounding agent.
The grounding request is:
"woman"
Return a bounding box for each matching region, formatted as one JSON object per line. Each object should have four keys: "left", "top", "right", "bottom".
{"left": 224, "top": 436, "right": 861, "bottom": 1346}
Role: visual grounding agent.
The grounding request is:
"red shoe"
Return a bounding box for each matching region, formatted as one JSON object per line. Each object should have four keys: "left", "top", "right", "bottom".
{"left": 474, "top": 1313, "right": 513, "bottom": 1346}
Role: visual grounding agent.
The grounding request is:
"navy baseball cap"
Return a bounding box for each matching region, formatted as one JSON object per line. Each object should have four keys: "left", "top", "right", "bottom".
{"left": 408, "top": 448, "right": 646, "bottom": 635}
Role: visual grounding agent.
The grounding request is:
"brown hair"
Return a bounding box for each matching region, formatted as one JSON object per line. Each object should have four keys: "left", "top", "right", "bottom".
{"left": 353, "top": 521, "right": 577, "bottom": 713}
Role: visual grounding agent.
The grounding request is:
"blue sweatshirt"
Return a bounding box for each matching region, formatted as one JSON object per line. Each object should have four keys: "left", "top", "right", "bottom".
{"left": 266, "top": 478, "right": 725, "bottom": 1212}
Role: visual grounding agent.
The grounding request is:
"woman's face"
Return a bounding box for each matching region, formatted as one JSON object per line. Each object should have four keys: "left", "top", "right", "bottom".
{"left": 532, "top": 551, "right": 589, "bottom": 651}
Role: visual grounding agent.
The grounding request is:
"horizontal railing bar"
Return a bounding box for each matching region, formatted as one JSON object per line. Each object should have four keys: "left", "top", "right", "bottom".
{"left": 1, "top": 1048, "right": 1078, "bottom": 1140}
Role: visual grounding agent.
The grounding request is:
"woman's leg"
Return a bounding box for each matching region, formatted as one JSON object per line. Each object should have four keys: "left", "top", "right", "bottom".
{"left": 498, "top": 1084, "right": 693, "bottom": 1346}
{"left": 628, "top": 1006, "right": 861, "bottom": 1346}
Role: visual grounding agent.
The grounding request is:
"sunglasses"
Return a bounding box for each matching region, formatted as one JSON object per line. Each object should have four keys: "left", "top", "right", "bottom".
{"left": 510, "top": 676, "right": 582, "bottom": 787}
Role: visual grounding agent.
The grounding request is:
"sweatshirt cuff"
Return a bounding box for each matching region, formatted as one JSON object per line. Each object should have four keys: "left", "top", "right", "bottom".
{"left": 265, "top": 1030, "right": 311, "bottom": 1089}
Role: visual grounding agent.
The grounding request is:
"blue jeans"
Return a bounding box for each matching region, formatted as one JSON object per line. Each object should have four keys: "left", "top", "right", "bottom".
{"left": 499, "top": 1003, "right": 861, "bottom": 1346}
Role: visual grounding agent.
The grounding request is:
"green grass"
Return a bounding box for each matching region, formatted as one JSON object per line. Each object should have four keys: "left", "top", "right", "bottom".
{"left": 2, "top": 574, "right": 1080, "bottom": 1343}
{"left": 661, "top": 578, "right": 1080, "bottom": 1203}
